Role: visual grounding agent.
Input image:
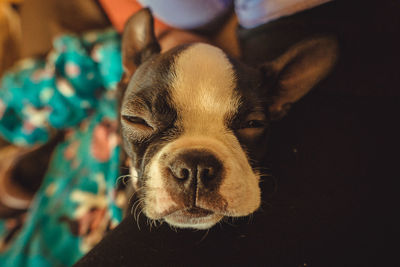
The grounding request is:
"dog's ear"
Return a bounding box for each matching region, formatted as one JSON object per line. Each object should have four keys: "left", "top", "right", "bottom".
{"left": 262, "top": 36, "right": 338, "bottom": 120}
{"left": 122, "top": 8, "right": 161, "bottom": 79}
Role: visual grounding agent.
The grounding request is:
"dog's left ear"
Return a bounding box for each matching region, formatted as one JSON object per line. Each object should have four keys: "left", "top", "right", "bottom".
{"left": 122, "top": 8, "right": 161, "bottom": 79}
{"left": 263, "top": 36, "right": 338, "bottom": 119}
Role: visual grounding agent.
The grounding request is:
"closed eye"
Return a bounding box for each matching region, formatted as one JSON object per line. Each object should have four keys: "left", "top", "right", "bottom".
{"left": 240, "top": 120, "right": 266, "bottom": 129}
{"left": 122, "top": 115, "right": 153, "bottom": 130}
{"left": 236, "top": 112, "right": 268, "bottom": 138}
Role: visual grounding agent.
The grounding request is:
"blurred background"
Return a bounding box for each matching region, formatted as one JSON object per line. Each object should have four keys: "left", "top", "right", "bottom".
{"left": 1, "top": 1, "right": 399, "bottom": 266}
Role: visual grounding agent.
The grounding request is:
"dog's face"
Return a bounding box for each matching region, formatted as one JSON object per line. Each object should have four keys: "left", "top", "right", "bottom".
{"left": 121, "top": 43, "right": 266, "bottom": 229}
{"left": 119, "top": 9, "right": 338, "bottom": 229}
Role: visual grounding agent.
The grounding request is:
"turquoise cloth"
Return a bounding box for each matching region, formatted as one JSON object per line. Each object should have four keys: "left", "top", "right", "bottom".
{"left": 0, "top": 29, "right": 125, "bottom": 266}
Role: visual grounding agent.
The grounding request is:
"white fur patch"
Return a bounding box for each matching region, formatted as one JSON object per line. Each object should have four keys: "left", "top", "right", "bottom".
{"left": 171, "top": 43, "right": 240, "bottom": 135}
{"left": 145, "top": 152, "right": 178, "bottom": 219}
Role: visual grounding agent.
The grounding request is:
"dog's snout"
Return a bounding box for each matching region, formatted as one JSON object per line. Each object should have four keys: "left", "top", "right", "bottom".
{"left": 167, "top": 150, "right": 223, "bottom": 188}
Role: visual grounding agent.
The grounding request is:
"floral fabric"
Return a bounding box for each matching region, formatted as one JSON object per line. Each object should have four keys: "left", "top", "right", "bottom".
{"left": 0, "top": 29, "right": 125, "bottom": 267}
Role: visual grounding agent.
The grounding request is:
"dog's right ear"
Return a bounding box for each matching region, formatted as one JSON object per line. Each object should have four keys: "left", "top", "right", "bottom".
{"left": 122, "top": 8, "right": 161, "bottom": 80}
{"left": 262, "top": 36, "right": 338, "bottom": 120}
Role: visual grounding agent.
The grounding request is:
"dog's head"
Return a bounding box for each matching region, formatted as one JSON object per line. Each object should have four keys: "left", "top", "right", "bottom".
{"left": 119, "top": 9, "right": 338, "bottom": 229}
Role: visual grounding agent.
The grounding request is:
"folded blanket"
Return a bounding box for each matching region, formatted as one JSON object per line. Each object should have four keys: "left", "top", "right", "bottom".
{"left": 0, "top": 29, "right": 125, "bottom": 267}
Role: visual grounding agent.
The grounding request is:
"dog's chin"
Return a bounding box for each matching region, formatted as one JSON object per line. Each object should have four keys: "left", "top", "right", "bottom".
{"left": 164, "top": 208, "right": 224, "bottom": 229}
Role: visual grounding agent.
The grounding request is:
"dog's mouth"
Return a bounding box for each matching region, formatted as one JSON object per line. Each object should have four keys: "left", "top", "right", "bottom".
{"left": 164, "top": 207, "right": 223, "bottom": 229}
{"left": 180, "top": 207, "right": 213, "bottom": 217}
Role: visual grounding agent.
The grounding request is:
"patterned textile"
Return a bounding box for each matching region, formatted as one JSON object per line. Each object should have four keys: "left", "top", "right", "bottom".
{"left": 0, "top": 29, "right": 125, "bottom": 267}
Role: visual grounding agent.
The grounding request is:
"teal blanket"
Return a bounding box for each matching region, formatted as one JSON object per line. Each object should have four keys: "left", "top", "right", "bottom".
{"left": 0, "top": 29, "right": 125, "bottom": 266}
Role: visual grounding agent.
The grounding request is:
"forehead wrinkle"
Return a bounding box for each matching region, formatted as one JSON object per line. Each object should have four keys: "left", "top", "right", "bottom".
{"left": 122, "top": 96, "right": 150, "bottom": 116}
{"left": 170, "top": 43, "right": 240, "bottom": 133}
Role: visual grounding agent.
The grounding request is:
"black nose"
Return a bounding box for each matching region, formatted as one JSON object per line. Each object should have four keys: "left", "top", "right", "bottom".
{"left": 168, "top": 150, "right": 223, "bottom": 189}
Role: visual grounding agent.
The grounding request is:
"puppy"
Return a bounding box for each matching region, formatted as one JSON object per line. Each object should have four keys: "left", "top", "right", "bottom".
{"left": 119, "top": 9, "right": 338, "bottom": 229}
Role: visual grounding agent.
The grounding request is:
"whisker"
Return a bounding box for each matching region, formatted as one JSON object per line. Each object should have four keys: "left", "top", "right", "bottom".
{"left": 136, "top": 208, "right": 145, "bottom": 229}
{"left": 115, "top": 174, "right": 132, "bottom": 186}
{"left": 247, "top": 214, "right": 254, "bottom": 224}
{"left": 223, "top": 217, "right": 236, "bottom": 228}
{"left": 131, "top": 198, "right": 143, "bottom": 217}
{"left": 131, "top": 198, "right": 146, "bottom": 230}
{"left": 148, "top": 218, "right": 153, "bottom": 231}
{"left": 168, "top": 224, "right": 178, "bottom": 233}
{"left": 196, "top": 229, "right": 210, "bottom": 244}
